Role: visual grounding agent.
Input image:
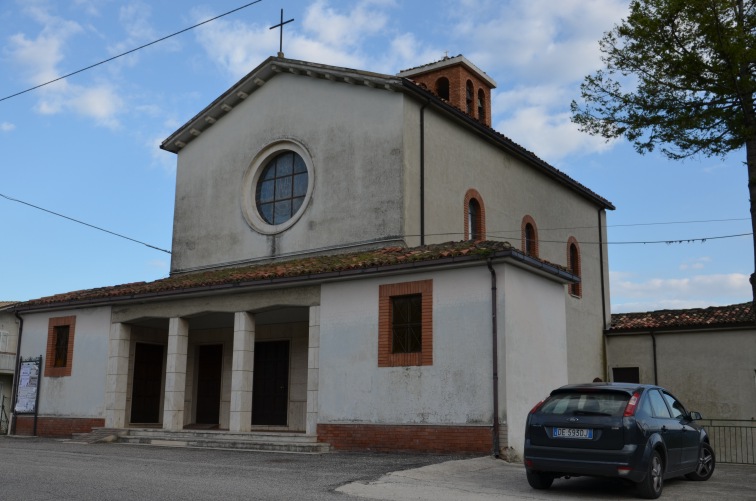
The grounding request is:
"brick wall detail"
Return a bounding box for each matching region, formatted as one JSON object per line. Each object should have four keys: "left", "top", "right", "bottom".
{"left": 409, "top": 65, "right": 493, "bottom": 126}
{"left": 15, "top": 416, "right": 104, "bottom": 437}
{"left": 317, "top": 423, "right": 507, "bottom": 454}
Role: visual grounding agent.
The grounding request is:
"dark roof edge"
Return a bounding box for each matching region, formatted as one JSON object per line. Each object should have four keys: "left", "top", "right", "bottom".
{"left": 401, "top": 80, "right": 615, "bottom": 211}
{"left": 605, "top": 322, "right": 756, "bottom": 335}
{"left": 12, "top": 248, "right": 576, "bottom": 314}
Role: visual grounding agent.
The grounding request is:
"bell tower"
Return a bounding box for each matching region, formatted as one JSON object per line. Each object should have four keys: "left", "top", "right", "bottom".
{"left": 398, "top": 54, "right": 497, "bottom": 127}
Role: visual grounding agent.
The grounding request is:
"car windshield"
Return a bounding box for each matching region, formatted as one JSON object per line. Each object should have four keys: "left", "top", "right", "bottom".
{"left": 539, "top": 392, "right": 630, "bottom": 417}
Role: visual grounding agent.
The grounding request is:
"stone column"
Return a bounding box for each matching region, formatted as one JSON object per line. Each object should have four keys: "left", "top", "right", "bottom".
{"left": 229, "top": 312, "right": 255, "bottom": 432}
{"left": 105, "top": 322, "right": 130, "bottom": 428}
{"left": 163, "top": 317, "right": 188, "bottom": 431}
{"left": 305, "top": 306, "right": 320, "bottom": 436}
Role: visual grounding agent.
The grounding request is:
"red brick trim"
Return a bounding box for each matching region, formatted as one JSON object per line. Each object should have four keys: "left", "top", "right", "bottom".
{"left": 567, "top": 237, "right": 582, "bottom": 298}
{"left": 317, "top": 423, "right": 504, "bottom": 454}
{"left": 44, "top": 316, "right": 76, "bottom": 377}
{"left": 463, "top": 189, "right": 486, "bottom": 241}
{"left": 378, "top": 280, "right": 433, "bottom": 367}
{"left": 15, "top": 416, "right": 104, "bottom": 438}
{"left": 521, "top": 215, "right": 539, "bottom": 257}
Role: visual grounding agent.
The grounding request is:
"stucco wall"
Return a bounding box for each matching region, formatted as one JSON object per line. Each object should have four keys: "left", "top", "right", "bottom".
{"left": 401, "top": 101, "right": 609, "bottom": 384}
{"left": 502, "top": 264, "right": 569, "bottom": 459}
{"left": 607, "top": 328, "right": 756, "bottom": 420}
{"left": 171, "top": 73, "right": 406, "bottom": 273}
{"left": 18, "top": 307, "right": 111, "bottom": 418}
{"left": 319, "top": 260, "right": 569, "bottom": 457}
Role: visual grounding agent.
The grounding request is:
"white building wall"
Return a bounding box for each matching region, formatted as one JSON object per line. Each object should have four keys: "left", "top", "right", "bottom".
{"left": 319, "top": 266, "right": 495, "bottom": 425}
{"left": 607, "top": 329, "right": 756, "bottom": 420}
{"left": 501, "top": 264, "right": 569, "bottom": 459}
{"left": 171, "top": 74, "right": 406, "bottom": 273}
{"left": 18, "top": 307, "right": 111, "bottom": 417}
{"left": 401, "top": 102, "right": 609, "bottom": 385}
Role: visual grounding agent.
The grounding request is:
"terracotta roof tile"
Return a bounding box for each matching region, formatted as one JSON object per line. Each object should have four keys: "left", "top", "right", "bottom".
{"left": 16, "top": 240, "right": 529, "bottom": 309}
{"left": 609, "top": 302, "right": 755, "bottom": 332}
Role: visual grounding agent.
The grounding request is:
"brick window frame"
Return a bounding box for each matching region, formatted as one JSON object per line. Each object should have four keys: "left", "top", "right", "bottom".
{"left": 464, "top": 189, "right": 486, "bottom": 241}
{"left": 378, "top": 280, "right": 433, "bottom": 367}
{"left": 567, "top": 237, "right": 582, "bottom": 298}
{"left": 45, "top": 316, "right": 76, "bottom": 377}
{"left": 521, "top": 215, "right": 539, "bottom": 257}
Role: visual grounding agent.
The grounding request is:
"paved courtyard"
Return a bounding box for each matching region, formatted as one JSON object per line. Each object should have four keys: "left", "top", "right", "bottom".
{"left": 1, "top": 437, "right": 754, "bottom": 500}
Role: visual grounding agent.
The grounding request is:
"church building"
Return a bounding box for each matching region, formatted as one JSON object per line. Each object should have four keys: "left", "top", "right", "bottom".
{"left": 10, "top": 54, "right": 613, "bottom": 457}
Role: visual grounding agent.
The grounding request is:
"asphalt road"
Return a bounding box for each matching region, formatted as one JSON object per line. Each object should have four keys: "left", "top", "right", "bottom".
{"left": 0, "top": 437, "right": 464, "bottom": 500}
{"left": 1, "top": 437, "right": 754, "bottom": 500}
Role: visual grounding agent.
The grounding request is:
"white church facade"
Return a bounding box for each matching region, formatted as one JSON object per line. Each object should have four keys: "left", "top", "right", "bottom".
{"left": 10, "top": 55, "right": 613, "bottom": 457}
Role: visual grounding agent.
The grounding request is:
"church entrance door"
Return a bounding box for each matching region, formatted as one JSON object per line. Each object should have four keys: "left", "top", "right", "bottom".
{"left": 195, "top": 344, "right": 223, "bottom": 425}
{"left": 252, "top": 340, "right": 290, "bottom": 426}
{"left": 130, "top": 343, "right": 164, "bottom": 424}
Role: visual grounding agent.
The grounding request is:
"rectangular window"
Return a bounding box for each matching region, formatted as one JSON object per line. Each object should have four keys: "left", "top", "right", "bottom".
{"left": 391, "top": 294, "right": 422, "bottom": 353}
{"left": 53, "top": 325, "right": 70, "bottom": 367}
{"left": 45, "top": 316, "right": 76, "bottom": 377}
{"left": 379, "top": 280, "right": 432, "bottom": 367}
{"left": 612, "top": 367, "right": 640, "bottom": 384}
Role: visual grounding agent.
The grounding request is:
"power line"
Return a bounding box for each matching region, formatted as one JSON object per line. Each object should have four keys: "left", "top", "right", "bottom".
{"left": 1, "top": 193, "right": 171, "bottom": 254}
{"left": 0, "top": 0, "right": 263, "bottom": 103}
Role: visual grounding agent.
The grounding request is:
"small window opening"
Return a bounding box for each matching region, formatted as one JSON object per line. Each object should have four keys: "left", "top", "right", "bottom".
{"left": 54, "top": 325, "right": 70, "bottom": 368}
{"left": 477, "top": 89, "right": 486, "bottom": 122}
{"left": 436, "top": 77, "right": 450, "bottom": 101}
{"left": 466, "top": 80, "right": 474, "bottom": 114}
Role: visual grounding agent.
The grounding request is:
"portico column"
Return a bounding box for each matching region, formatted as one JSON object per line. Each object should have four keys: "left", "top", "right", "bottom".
{"left": 163, "top": 317, "right": 188, "bottom": 431}
{"left": 105, "top": 322, "right": 130, "bottom": 428}
{"left": 305, "top": 306, "right": 320, "bottom": 436}
{"left": 230, "top": 312, "right": 255, "bottom": 432}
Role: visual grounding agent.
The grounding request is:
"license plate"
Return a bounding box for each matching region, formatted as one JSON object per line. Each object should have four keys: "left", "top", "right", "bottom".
{"left": 553, "top": 427, "right": 593, "bottom": 439}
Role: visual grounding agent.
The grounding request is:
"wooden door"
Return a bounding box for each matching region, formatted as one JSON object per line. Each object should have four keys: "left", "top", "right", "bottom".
{"left": 130, "top": 343, "right": 164, "bottom": 424}
{"left": 252, "top": 341, "right": 290, "bottom": 426}
{"left": 195, "top": 344, "right": 223, "bottom": 424}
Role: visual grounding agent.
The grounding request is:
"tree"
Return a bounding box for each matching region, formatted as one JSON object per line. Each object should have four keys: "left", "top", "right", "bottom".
{"left": 571, "top": 0, "right": 756, "bottom": 303}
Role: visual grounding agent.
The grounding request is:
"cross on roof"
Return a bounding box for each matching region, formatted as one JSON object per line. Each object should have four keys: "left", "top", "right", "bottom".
{"left": 269, "top": 8, "right": 294, "bottom": 58}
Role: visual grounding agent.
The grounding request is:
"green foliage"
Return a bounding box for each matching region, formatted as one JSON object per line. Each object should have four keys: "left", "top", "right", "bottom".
{"left": 571, "top": 0, "right": 756, "bottom": 160}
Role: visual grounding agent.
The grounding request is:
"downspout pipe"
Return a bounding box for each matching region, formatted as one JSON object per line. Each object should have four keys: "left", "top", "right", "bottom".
{"left": 9, "top": 310, "right": 24, "bottom": 435}
{"left": 419, "top": 100, "right": 429, "bottom": 246}
{"left": 486, "top": 258, "right": 501, "bottom": 457}
{"left": 650, "top": 331, "right": 658, "bottom": 385}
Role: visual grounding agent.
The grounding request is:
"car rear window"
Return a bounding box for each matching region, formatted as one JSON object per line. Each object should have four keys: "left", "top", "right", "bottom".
{"left": 539, "top": 392, "right": 630, "bottom": 417}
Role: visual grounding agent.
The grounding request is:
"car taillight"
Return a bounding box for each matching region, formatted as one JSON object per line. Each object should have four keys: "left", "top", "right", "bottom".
{"left": 623, "top": 391, "right": 641, "bottom": 417}
{"left": 529, "top": 400, "right": 545, "bottom": 414}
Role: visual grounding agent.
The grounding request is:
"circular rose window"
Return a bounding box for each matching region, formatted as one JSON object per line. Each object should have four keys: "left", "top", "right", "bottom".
{"left": 242, "top": 140, "right": 314, "bottom": 234}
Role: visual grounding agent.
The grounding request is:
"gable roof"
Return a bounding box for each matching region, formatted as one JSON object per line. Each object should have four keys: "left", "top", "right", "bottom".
{"left": 608, "top": 302, "right": 755, "bottom": 333}
{"left": 13, "top": 240, "right": 576, "bottom": 313}
{"left": 160, "top": 56, "right": 613, "bottom": 211}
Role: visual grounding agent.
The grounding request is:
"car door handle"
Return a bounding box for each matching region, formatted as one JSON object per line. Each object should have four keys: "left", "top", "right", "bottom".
{"left": 661, "top": 425, "right": 668, "bottom": 432}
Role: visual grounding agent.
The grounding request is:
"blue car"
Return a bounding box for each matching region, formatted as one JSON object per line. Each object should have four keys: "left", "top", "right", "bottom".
{"left": 523, "top": 383, "right": 715, "bottom": 499}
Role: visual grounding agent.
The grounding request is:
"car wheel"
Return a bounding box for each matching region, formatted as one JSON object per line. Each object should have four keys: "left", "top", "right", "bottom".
{"left": 525, "top": 469, "right": 554, "bottom": 490}
{"left": 637, "top": 450, "right": 663, "bottom": 499}
{"left": 685, "top": 443, "right": 715, "bottom": 481}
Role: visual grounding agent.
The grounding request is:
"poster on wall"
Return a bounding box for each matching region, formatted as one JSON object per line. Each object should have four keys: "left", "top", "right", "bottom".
{"left": 15, "top": 356, "right": 41, "bottom": 414}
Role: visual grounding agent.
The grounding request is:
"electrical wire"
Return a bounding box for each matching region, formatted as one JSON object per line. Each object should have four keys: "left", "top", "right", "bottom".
{"left": 1, "top": 193, "right": 171, "bottom": 254}
{"left": 0, "top": 0, "right": 263, "bottom": 103}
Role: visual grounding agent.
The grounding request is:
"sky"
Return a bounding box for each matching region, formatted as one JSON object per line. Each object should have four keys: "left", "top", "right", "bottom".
{"left": 0, "top": 0, "right": 752, "bottom": 313}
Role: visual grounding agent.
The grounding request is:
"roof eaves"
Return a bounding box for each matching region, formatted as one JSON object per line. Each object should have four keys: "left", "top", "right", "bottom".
{"left": 160, "top": 57, "right": 402, "bottom": 154}
{"left": 401, "top": 80, "right": 614, "bottom": 210}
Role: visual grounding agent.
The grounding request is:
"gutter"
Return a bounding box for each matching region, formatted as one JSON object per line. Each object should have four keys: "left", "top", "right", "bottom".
{"left": 651, "top": 331, "right": 658, "bottom": 385}
{"left": 486, "top": 259, "right": 501, "bottom": 458}
{"left": 9, "top": 310, "right": 23, "bottom": 435}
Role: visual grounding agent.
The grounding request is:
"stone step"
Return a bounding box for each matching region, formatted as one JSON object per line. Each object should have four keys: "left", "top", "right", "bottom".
{"left": 118, "top": 429, "right": 329, "bottom": 453}
{"left": 70, "top": 428, "right": 127, "bottom": 444}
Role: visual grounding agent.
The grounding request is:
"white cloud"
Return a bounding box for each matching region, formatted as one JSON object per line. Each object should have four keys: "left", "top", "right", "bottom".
{"left": 679, "top": 256, "right": 711, "bottom": 271}
{"left": 7, "top": 4, "right": 124, "bottom": 127}
{"left": 610, "top": 272, "right": 751, "bottom": 313}
{"left": 0, "top": 122, "right": 16, "bottom": 132}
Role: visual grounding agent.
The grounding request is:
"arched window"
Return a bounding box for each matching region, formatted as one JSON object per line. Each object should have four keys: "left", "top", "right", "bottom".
{"left": 464, "top": 189, "right": 486, "bottom": 241}
{"left": 521, "top": 216, "right": 539, "bottom": 257}
{"left": 466, "top": 80, "right": 474, "bottom": 115}
{"left": 436, "top": 77, "right": 450, "bottom": 101}
{"left": 568, "top": 237, "right": 582, "bottom": 297}
{"left": 477, "top": 89, "right": 486, "bottom": 122}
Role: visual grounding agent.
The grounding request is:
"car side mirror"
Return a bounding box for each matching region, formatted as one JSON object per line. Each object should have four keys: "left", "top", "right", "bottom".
{"left": 689, "top": 411, "right": 702, "bottom": 421}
